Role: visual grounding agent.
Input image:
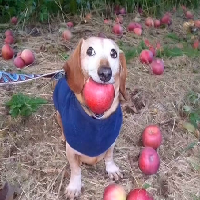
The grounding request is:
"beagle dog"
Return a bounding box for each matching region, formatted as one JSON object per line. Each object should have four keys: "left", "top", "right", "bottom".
{"left": 53, "top": 37, "right": 127, "bottom": 199}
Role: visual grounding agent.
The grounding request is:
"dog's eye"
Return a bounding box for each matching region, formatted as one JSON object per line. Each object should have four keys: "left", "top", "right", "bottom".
{"left": 110, "top": 49, "right": 117, "bottom": 58}
{"left": 86, "top": 47, "right": 96, "bottom": 56}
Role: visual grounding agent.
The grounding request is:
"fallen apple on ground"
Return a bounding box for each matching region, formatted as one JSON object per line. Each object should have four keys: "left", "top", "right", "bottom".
{"left": 104, "top": 19, "right": 111, "bottom": 24}
{"left": 154, "top": 19, "right": 161, "bottom": 28}
{"left": 66, "top": 21, "right": 74, "bottom": 28}
{"left": 182, "top": 5, "right": 187, "bottom": 11}
{"left": 119, "top": 7, "right": 126, "bottom": 15}
{"left": 140, "top": 50, "right": 153, "bottom": 64}
{"left": 142, "top": 125, "right": 162, "bottom": 149}
{"left": 83, "top": 78, "right": 115, "bottom": 114}
{"left": 62, "top": 29, "right": 72, "bottom": 40}
{"left": 127, "top": 188, "right": 154, "bottom": 200}
{"left": 149, "top": 47, "right": 156, "bottom": 56}
{"left": 112, "top": 24, "right": 123, "bottom": 35}
{"left": 114, "top": 5, "right": 120, "bottom": 15}
{"left": 14, "top": 57, "right": 26, "bottom": 69}
{"left": 21, "top": 49, "right": 35, "bottom": 65}
{"left": 138, "top": 147, "right": 160, "bottom": 175}
{"left": 194, "top": 20, "right": 200, "bottom": 28}
{"left": 185, "top": 11, "right": 194, "bottom": 19}
{"left": 5, "top": 30, "right": 13, "bottom": 37}
{"left": 161, "top": 14, "right": 172, "bottom": 25}
{"left": 2, "top": 44, "right": 14, "bottom": 60}
{"left": 193, "top": 40, "right": 199, "bottom": 49}
{"left": 115, "top": 15, "right": 123, "bottom": 24}
{"left": 150, "top": 59, "right": 164, "bottom": 75}
{"left": 144, "top": 39, "right": 152, "bottom": 48}
{"left": 85, "top": 13, "right": 92, "bottom": 21}
{"left": 134, "top": 28, "right": 142, "bottom": 35}
{"left": 145, "top": 17, "right": 154, "bottom": 27}
{"left": 11, "top": 16, "right": 18, "bottom": 25}
{"left": 103, "top": 183, "right": 126, "bottom": 200}
{"left": 4, "top": 35, "right": 14, "bottom": 44}
{"left": 138, "top": 7, "right": 143, "bottom": 14}
{"left": 128, "top": 22, "right": 142, "bottom": 32}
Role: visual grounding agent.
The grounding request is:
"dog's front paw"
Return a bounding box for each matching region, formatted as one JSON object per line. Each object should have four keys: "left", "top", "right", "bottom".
{"left": 106, "top": 162, "right": 123, "bottom": 181}
{"left": 65, "top": 180, "right": 81, "bottom": 199}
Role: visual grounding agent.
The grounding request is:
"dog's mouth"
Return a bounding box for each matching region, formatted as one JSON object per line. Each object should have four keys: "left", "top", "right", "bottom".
{"left": 82, "top": 78, "right": 115, "bottom": 117}
{"left": 88, "top": 76, "right": 115, "bottom": 85}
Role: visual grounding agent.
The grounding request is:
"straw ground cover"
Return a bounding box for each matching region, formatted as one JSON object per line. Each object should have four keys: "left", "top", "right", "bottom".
{"left": 0, "top": 8, "right": 200, "bottom": 200}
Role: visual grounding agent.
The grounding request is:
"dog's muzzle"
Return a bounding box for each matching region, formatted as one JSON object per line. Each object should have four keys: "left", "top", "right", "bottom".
{"left": 97, "top": 66, "right": 112, "bottom": 82}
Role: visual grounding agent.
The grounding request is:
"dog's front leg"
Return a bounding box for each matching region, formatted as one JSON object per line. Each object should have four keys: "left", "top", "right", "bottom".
{"left": 104, "top": 143, "right": 123, "bottom": 180}
{"left": 65, "top": 143, "right": 82, "bottom": 199}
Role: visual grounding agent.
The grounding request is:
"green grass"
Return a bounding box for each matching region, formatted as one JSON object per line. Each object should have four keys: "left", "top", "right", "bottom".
{"left": 1, "top": 0, "right": 199, "bottom": 23}
{"left": 165, "top": 33, "right": 183, "bottom": 43}
{"left": 159, "top": 32, "right": 200, "bottom": 58}
{"left": 59, "top": 53, "right": 70, "bottom": 60}
{"left": 191, "top": 194, "right": 200, "bottom": 200}
{"left": 119, "top": 40, "right": 147, "bottom": 62}
{"left": 157, "top": 45, "right": 200, "bottom": 58}
{"left": 157, "top": 46, "right": 184, "bottom": 58}
{"left": 119, "top": 36, "right": 200, "bottom": 62}
{"left": 183, "top": 91, "right": 200, "bottom": 130}
{"left": 6, "top": 93, "right": 48, "bottom": 118}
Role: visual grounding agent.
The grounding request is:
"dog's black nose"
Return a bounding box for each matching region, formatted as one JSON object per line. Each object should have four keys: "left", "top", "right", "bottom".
{"left": 97, "top": 66, "right": 112, "bottom": 82}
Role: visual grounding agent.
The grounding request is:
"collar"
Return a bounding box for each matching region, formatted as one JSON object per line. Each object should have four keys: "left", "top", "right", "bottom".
{"left": 93, "top": 113, "right": 104, "bottom": 119}
{"left": 79, "top": 103, "right": 105, "bottom": 119}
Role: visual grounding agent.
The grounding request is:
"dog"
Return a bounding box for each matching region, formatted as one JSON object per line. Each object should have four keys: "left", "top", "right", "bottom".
{"left": 53, "top": 37, "right": 127, "bottom": 199}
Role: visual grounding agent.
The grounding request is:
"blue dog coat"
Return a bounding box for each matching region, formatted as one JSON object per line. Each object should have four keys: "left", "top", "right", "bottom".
{"left": 53, "top": 78, "right": 123, "bottom": 157}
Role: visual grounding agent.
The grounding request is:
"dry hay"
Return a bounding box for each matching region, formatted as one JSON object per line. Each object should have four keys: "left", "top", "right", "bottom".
{"left": 0, "top": 11, "right": 200, "bottom": 200}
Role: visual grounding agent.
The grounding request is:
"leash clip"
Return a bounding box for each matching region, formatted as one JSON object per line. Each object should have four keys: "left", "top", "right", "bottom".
{"left": 93, "top": 113, "right": 104, "bottom": 119}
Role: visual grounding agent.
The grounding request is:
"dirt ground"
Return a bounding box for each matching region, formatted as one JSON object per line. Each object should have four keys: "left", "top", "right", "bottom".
{"left": 0, "top": 10, "right": 200, "bottom": 200}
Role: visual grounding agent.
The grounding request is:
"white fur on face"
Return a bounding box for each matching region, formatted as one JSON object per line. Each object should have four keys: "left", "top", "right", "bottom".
{"left": 81, "top": 37, "right": 120, "bottom": 84}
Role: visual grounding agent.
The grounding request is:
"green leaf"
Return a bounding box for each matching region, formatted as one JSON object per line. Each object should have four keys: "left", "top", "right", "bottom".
{"left": 183, "top": 142, "right": 198, "bottom": 152}
{"left": 5, "top": 93, "right": 47, "bottom": 118}
{"left": 183, "top": 105, "right": 192, "bottom": 113}
{"left": 40, "top": 12, "right": 44, "bottom": 22}
{"left": 143, "top": 183, "right": 151, "bottom": 189}
{"left": 157, "top": 46, "right": 183, "bottom": 58}
{"left": 70, "top": 0, "right": 77, "bottom": 14}
{"left": 7, "top": 6, "right": 16, "bottom": 16}
{"left": 182, "top": 122, "right": 195, "bottom": 133}
{"left": 189, "top": 161, "right": 200, "bottom": 171}
{"left": 59, "top": 53, "right": 69, "bottom": 60}
{"left": 120, "top": 41, "right": 147, "bottom": 63}
{"left": 165, "top": 33, "right": 181, "bottom": 42}
{"left": 20, "top": 106, "right": 32, "bottom": 117}
{"left": 187, "top": 91, "right": 200, "bottom": 104}
{"left": 9, "top": 107, "right": 20, "bottom": 118}
{"left": 191, "top": 194, "right": 200, "bottom": 200}
{"left": 183, "top": 47, "right": 200, "bottom": 58}
{"left": 32, "top": 97, "right": 47, "bottom": 105}
{"left": 138, "top": 40, "right": 147, "bottom": 51}
{"left": 124, "top": 49, "right": 138, "bottom": 62}
{"left": 189, "top": 112, "right": 200, "bottom": 128}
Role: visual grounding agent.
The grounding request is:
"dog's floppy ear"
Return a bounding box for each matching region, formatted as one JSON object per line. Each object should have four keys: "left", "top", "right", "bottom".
{"left": 119, "top": 50, "right": 128, "bottom": 100}
{"left": 63, "top": 39, "right": 85, "bottom": 94}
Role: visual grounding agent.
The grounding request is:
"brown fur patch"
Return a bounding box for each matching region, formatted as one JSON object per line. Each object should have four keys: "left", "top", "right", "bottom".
{"left": 99, "top": 58, "right": 109, "bottom": 68}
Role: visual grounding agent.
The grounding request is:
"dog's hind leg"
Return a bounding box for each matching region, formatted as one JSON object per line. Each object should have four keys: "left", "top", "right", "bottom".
{"left": 56, "top": 111, "right": 65, "bottom": 142}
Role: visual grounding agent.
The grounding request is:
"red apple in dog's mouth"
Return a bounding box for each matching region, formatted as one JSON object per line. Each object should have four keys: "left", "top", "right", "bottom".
{"left": 83, "top": 78, "right": 115, "bottom": 114}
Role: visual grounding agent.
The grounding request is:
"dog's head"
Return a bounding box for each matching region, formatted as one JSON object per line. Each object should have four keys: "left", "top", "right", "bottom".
{"left": 63, "top": 37, "right": 127, "bottom": 100}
